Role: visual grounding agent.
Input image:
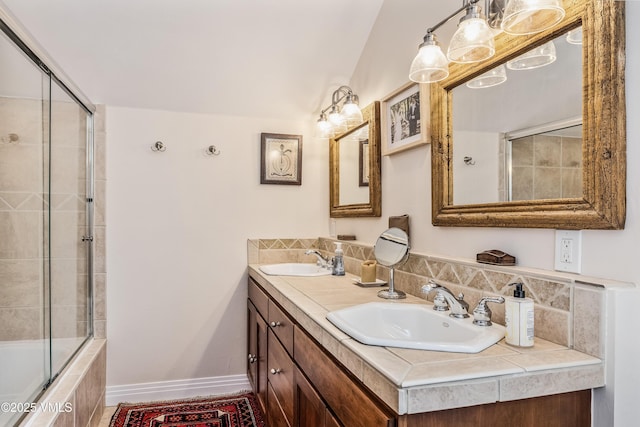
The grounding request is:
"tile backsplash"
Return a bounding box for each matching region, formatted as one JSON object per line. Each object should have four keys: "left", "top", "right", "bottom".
{"left": 248, "top": 237, "right": 618, "bottom": 360}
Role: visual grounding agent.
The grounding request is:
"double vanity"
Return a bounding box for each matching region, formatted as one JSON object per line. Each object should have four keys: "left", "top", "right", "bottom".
{"left": 247, "top": 252, "right": 604, "bottom": 426}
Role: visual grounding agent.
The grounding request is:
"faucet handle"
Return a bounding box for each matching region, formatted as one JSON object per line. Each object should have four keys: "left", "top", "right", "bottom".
{"left": 432, "top": 292, "right": 449, "bottom": 312}
{"left": 472, "top": 296, "right": 505, "bottom": 326}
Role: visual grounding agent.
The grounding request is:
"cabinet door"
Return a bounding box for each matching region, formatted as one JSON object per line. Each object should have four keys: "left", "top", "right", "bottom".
{"left": 247, "top": 301, "right": 258, "bottom": 390}
{"left": 325, "top": 411, "right": 341, "bottom": 427}
{"left": 268, "top": 329, "right": 295, "bottom": 426}
{"left": 295, "top": 368, "right": 325, "bottom": 427}
{"left": 268, "top": 383, "right": 292, "bottom": 427}
{"left": 247, "top": 300, "right": 268, "bottom": 415}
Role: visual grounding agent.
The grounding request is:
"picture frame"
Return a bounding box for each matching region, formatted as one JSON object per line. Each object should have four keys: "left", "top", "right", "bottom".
{"left": 381, "top": 81, "right": 429, "bottom": 156}
{"left": 260, "top": 133, "right": 303, "bottom": 185}
{"left": 359, "top": 139, "right": 369, "bottom": 187}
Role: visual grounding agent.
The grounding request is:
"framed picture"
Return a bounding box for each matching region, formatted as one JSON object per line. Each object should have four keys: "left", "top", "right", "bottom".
{"left": 359, "top": 139, "right": 369, "bottom": 187}
{"left": 381, "top": 81, "right": 429, "bottom": 156}
{"left": 260, "top": 133, "right": 303, "bottom": 185}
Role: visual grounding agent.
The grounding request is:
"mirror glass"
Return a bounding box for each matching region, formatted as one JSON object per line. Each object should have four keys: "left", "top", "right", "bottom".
{"left": 452, "top": 29, "right": 582, "bottom": 206}
{"left": 507, "top": 120, "right": 582, "bottom": 201}
{"left": 430, "top": 0, "right": 626, "bottom": 229}
{"left": 330, "top": 101, "right": 381, "bottom": 217}
{"left": 338, "top": 123, "right": 370, "bottom": 205}
{"left": 374, "top": 228, "right": 410, "bottom": 267}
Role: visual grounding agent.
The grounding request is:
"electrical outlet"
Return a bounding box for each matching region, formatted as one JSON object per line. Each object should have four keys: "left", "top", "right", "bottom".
{"left": 554, "top": 230, "right": 582, "bottom": 273}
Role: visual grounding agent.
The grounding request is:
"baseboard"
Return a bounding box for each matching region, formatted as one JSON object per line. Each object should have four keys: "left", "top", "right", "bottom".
{"left": 105, "top": 374, "right": 251, "bottom": 406}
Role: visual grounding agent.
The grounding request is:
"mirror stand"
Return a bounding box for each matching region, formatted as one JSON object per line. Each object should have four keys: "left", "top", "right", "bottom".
{"left": 373, "top": 227, "right": 410, "bottom": 300}
{"left": 377, "top": 268, "right": 406, "bottom": 299}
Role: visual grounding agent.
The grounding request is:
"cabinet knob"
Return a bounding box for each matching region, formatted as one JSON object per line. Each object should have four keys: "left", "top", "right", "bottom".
{"left": 248, "top": 354, "right": 257, "bottom": 364}
{"left": 270, "top": 368, "right": 282, "bottom": 375}
{"left": 270, "top": 321, "right": 282, "bottom": 328}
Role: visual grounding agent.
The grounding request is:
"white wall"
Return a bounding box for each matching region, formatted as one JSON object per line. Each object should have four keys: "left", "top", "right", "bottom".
{"left": 105, "top": 106, "right": 327, "bottom": 386}
{"left": 345, "top": 1, "right": 640, "bottom": 425}
{"left": 452, "top": 130, "right": 501, "bottom": 205}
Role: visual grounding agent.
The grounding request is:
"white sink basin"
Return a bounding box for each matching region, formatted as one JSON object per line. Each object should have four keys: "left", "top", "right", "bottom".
{"left": 326, "top": 302, "right": 505, "bottom": 353}
{"left": 259, "top": 263, "right": 332, "bottom": 277}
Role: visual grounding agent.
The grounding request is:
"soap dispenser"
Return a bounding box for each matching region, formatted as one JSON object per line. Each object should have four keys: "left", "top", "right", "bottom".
{"left": 332, "top": 242, "right": 345, "bottom": 276}
{"left": 504, "top": 282, "right": 534, "bottom": 347}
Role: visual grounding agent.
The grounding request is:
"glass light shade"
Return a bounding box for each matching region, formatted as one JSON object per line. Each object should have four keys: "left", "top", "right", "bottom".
{"left": 566, "top": 27, "right": 582, "bottom": 45}
{"left": 501, "top": 0, "right": 565, "bottom": 35}
{"left": 328, "top": 108, "right": 347, "bottom": 134}
{"left": 341, "top": 102, "right": 363, "bottom": 127}
{"left": 409, "top": 41, "right": 449, "bottom": 83}
{"left": 315, "top": 115, "right": 334, "bottom": 139}
{"left": 507, "top": 40, "right": 556, "bottom": 70}
{"left": 447, "top": 18, "right": 495, "bottom": 63}
{"left": 466, "top": 64, "right": 507, "bottom": 89}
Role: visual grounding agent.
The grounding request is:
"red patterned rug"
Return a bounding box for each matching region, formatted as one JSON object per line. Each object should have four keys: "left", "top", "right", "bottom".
{"left": 109, "top": 393, "right": 265, "bottom": 427}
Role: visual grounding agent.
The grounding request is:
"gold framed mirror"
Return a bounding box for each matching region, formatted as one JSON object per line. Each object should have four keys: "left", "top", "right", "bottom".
{"left": 431, "top": 0, "right": 626, "bottom": 229}
{"left": 330, "top": 101, "right": 381, "bottom": 217}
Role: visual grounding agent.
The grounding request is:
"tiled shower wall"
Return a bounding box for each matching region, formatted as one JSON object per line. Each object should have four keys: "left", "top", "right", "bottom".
{"left": 0, "top": 97, "right": 102, "bottom": 341}
{"left": 510, "top": 134, "right": 582, "bottom": 200}
{"left": 248, "top": 237, "right": 609, "bottom": 359}
{"left": 0, "top": 97, "right": 46, "bottom": 341}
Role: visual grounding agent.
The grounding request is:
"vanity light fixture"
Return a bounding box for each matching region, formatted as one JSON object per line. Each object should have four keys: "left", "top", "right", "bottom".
{"left": 466, "top": 64, "right": 507, "bottom": 88}
{"left": 447, "top": 1, "right": 495, "bottom": 63}
{"left": 566, "top": 27, "right": 582, "bottom": 45}
{"left": 501, "top": 0, "right": 565, "bottom": 35}
{"left": 506, "top": 40, "right": 556, "bottom": 70}
{"left": 409, "top": 0, "right": 566, "bottom": 84}
{"left": 315, "top": 85, "right": 363, "bottom": 139}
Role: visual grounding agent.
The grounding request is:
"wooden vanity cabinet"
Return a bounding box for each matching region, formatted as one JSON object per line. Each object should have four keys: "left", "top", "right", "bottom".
{"left": 248, "top": 278, "right": 394, "bottom": 427}
{"left": 248, "top": 276, "right": 591, "bottom": 427}
{"left": 247, "top": 298, "right": 268, "bottom": 415}
{"left": 295, "top": 367, "right": 341, "bottom": 427}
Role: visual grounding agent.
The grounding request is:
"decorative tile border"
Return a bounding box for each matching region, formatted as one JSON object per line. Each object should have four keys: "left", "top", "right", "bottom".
{"left": 249, "top": 236, "right": 611, "bottom": 354}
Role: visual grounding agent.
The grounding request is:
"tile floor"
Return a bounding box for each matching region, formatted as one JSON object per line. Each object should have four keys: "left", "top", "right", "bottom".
{"left": 97, "top": 406, "right": 117, "bottom": 427}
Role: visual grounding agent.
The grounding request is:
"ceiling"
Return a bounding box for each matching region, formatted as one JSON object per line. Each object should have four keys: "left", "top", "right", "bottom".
{"left": 2, "top": 0, "right": 384, "bottom": 119}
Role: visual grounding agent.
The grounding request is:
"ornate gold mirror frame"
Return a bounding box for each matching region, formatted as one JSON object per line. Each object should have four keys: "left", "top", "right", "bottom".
{"left": 431, "top": 0, "right": 626, "bottom": 229}
{"left": 330, "top": 101, "right": 382, "bottom": 217}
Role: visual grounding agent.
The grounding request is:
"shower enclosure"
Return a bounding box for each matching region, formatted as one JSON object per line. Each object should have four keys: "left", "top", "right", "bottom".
{"left": 0, "top": 18, "right": 93, "bottom": 427}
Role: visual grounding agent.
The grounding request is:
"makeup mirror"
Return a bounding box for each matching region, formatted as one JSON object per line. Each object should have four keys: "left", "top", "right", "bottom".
{"left": 374, "top": 228, "right": 410, "bottom": 299}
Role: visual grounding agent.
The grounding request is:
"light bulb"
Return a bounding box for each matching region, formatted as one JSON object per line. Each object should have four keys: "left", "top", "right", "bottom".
{"left": 315, "top": 114, "right": 333, "bottom": 139}
{"left": 341, "top": 101, "right": 363, "bottom": 128}
{"left": 448, "top": 17, "right": 495, "bottom": 63}
{"left": 328, "top": 106, "right": 347, "bottom": 135}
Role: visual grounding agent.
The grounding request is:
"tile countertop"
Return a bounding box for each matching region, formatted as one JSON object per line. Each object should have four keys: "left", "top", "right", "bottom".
{"left": 248, "top": 265, "right": 604, "bottom": 415}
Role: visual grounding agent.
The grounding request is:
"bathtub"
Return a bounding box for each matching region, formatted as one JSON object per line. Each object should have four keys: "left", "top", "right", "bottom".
{"left": 0, "top": 338, "right": 87, "bottom": 426}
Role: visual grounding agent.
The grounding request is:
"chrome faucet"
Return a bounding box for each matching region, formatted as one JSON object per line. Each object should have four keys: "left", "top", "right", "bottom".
{"left": 472, "top": 296, "right": 505, "bottom": 326}
{"left": 305, "top": 249, "right": 331, "bottom": 268}
{"left": 421, "top": 279, "right": 470, "bottom": 318}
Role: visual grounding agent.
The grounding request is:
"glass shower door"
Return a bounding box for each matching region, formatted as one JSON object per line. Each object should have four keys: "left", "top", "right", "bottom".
{"left": 0, "top": 24, "right": 52, "bottom": 427}
{"left": 48, "top": 78, "right": 92, "bottom": 376}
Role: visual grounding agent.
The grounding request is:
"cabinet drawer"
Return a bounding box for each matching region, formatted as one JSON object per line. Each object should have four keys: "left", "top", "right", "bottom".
{"left": 249, "top": 278, "right": 269, "bottom": 319}
{"left": 268, "top": 299, "right": 294, "bottom": 355}
{"left": 294, "top": 326, "right": 395, "bottom": 427}
{"left": 268, "top": 329, "right": 294, "bottom": 426}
